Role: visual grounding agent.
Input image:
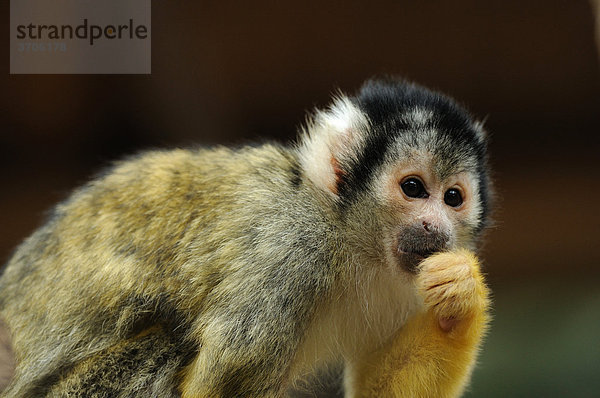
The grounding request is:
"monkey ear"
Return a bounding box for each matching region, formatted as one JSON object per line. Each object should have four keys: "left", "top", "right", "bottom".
{"left": 297, "top": 95, "right": 369, "bottom": 197}
{"left": 473, "top": 118, "right": 489, "bottom": 144}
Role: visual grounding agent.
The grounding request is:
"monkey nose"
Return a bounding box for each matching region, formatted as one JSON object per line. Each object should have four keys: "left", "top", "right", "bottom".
{"left": 422, "top": 220, "right": 432, "bottom": 232}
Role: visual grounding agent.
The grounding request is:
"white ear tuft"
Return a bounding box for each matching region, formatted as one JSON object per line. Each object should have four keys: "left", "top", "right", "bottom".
{"left": 473, "top": 118, "right": 489, "bottom": 143}
{"left": 297, "top": 96, "right": 370, "bottom": 197}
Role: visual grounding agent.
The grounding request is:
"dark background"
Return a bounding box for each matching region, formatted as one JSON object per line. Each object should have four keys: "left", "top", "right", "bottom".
{"left": 2, "top": 1, "right": 599, "bottom": 396}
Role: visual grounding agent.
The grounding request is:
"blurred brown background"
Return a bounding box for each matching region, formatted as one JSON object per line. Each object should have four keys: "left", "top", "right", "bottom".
{"left": 1, "top": 1, "right": 599, "bottom": 396}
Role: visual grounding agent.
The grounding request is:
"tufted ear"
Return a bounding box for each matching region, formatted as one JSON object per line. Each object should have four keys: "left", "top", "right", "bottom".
{"left": 472, "top": 118, "right": 489, "bottom": 144}
{"left": 297, "top": 96, "right": 370, "bottom": 197}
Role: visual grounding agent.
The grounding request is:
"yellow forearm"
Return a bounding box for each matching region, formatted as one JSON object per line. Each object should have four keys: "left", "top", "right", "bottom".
{"left": 351, "top": 250, "right": 490, "bottom": 398}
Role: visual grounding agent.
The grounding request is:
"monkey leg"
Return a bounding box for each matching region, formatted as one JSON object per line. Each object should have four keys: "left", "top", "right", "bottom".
{"left": 347, "top": 249, "right": 490, "bottom": 398}
{"left": 44, "top": 325, "right": 192, "bottom": 398}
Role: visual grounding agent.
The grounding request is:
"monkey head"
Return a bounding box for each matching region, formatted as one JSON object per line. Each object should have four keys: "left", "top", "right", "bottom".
{"left": 299, "top": 78, "right": 491, "bottom": 273}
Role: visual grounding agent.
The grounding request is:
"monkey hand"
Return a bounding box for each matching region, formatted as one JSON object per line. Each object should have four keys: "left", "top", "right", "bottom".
{"left": 417, "top": 249, "right": 490, "bottom": 336}
{"left": 348, "top": 249, "right": 490, "bottom": 398}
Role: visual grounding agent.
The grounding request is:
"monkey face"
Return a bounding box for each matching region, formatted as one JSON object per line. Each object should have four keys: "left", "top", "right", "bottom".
{"left": 379, "top": 156, "right": 483, "bottom": 273}
{"left": 299, "top": 79, "right": 491, "bottom": 273}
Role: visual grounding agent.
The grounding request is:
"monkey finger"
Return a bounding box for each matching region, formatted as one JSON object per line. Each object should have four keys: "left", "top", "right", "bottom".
{"left": 438, "top": 316, "right": 459, "bottom": 333}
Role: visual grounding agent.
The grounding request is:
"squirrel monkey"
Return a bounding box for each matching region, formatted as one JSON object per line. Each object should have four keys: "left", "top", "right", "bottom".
{"left": 0, "top": 78, "right": 492, "bottom": 397}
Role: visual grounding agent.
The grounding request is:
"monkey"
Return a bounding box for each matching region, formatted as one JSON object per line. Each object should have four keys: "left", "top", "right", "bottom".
{"left": 0, "top": 77, "right": 492, "bottom": 397}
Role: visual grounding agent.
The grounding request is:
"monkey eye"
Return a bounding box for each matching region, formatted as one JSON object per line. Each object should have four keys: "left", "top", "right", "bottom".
{"left": 400, "top": 178, "right": 428, "bottom": 198}
{"left": 444, "top": 188, "right": 463, "bottom": 207}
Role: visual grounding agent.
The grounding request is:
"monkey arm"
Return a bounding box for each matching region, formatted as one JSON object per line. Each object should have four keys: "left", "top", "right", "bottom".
{"left": 177, "top": 251, "right": 334, "bottom": 398}
{"left": 349, "top": 250, "right": 490, "bottom": 398}
{"left": 178, "top": 291, "right": 320, "bottom": 398}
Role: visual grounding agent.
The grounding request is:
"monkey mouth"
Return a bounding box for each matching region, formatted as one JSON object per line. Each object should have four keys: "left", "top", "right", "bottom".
{"left": 396, "top": 247, "right": 437, "bottom": 273}
{"left": 395, "top": 227, "right": 449, "bottom": 273}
